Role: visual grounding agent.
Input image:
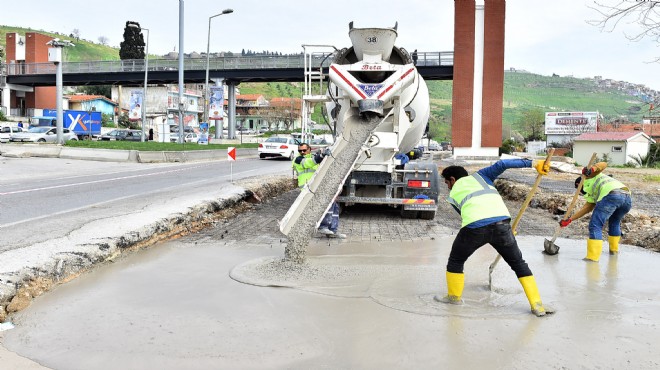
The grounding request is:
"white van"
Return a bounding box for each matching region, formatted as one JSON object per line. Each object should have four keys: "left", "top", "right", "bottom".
{"left": 0, "top": 126, "right": 25, "bottom": 143}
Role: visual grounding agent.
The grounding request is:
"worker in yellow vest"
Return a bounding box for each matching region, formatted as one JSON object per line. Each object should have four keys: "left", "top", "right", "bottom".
{"left": 436, "top": 158, "right": 553, "bottom": 317}
{"left": 559, "top": 162, "right": 632, "bottom": 261}
{"left": 292, "top": 143, "right": 345, "bottom": 238}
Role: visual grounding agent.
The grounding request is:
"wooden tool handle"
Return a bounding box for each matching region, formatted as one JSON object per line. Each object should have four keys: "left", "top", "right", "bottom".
{"left": 511, "top": 148, "right": 555, "bottom": 233}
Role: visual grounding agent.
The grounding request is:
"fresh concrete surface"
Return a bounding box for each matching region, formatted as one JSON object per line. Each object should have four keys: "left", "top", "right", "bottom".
{"left": 2, "top": 234, "right": 659, "bottom": 369}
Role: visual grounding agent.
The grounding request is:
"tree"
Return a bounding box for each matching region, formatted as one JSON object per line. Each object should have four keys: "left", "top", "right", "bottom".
{"left": 516, "top": 107, "right": 546, "bottom": 141}
{"left": 98, "top": 36, "right": 109, "bottom": 46}
{"left": 77, "top": 85, "right": 112, "bottom": 98}
{"left": 119, "top": 21, "right": 145, "bottom": 60}
{"left": 589, "top": 1, "right": 660, "bottom": 62}
{"left": 72, "top": 28, "right": 80, "bottom": 40}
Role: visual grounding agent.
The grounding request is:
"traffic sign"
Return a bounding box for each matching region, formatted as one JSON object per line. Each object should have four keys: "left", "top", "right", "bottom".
{"left": 228, "top": 147, "right": 236, "bottom": 161}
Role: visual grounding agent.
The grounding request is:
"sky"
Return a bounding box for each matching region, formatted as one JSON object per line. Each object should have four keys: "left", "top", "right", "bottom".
{"left": 3, "top": 0, "right": 659, "bottom": 91}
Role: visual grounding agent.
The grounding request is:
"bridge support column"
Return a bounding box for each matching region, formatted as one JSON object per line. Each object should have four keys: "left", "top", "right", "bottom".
{"left": 227, "top": 81, "right": 237, "bottom": 139}
{"left": 1, "top": 87, "right": 9, "bottom": 116}
{"left": 452, "top": 0, "right": 505, "bottom": 159}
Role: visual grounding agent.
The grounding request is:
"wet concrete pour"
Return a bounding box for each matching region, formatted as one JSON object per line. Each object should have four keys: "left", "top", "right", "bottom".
{"left": 3, "top": 233, "right": 659, "bottom": 369}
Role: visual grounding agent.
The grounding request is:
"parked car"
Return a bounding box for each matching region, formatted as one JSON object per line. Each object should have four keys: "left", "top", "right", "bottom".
{"left": 170, "top": 132, "right": 200, "bottom": 143}
{"left": 258, "top": 136, "right": 300, "bottom": 160}
{"left": 10, "top": 126, "right": 78, "bottom": 143}
{"left": 310, "top": 137, "right": 330, "bottom": 150}
{"left": 0, "top": 126, "right": 25, "bottom": 143}
{"left": 428, "top": 142, "right": 441, "bottom": 151}
{"left": 119, "top": 130, "right": 144, "bottom": 142}
{"left": 99, "top": 129, "right": 127, "bottom": 141}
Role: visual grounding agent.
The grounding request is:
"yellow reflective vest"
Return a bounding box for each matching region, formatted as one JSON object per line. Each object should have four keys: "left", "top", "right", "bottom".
{"left": 292, "top": 154, "right": 318, "bottom": 188}
{"left": 583, "top": 173, "right": 628, "bottom": 203}
{"left": 448, "top": 173, "right": 510, "bottom": 227}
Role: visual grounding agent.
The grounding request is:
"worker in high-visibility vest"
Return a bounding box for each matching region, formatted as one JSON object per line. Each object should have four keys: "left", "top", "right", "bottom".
{"left": 559, "top": 162, "right": 632, "bottom": 261}
{"left": 292, "top": 143, "right": 345, "bottom": 239}
{"left": 437, "top": 158, "right": 554, "bottom": 317}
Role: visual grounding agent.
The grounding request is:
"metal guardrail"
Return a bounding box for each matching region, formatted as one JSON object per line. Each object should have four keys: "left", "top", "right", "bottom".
{"left": 3, "top": 51, "right": 453, "bottom": 76}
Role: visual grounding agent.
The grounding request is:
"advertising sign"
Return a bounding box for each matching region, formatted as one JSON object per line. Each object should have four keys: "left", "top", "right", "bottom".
{"left": 129, "top": 90, "right": 143, "bottom": 121}
{"left": 209, "top": 86, "right": 225, "bottom": 120}
{"left": 545, "top": 112, "right": 598, "bottom": 135}
{"left": 199, "top": 122, "right": 209, "bottom": 145}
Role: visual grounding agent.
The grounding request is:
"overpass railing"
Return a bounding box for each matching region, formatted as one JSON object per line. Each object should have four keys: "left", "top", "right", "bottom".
{"left": 4, "top": 51, "right": 453, "bottom": 76}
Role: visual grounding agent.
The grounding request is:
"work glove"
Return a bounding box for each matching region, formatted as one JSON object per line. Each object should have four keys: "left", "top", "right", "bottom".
{"left": 532, "top": 160, "right": 550, "bottom": 175}
{"left": 313, "top": 148, "right": 331, "bottom": 164}
{"left": 582, "top": 166, "right": 596, "bottom": 177}
{"left": 559, "top": 218, "right": 572, "bottom": 228}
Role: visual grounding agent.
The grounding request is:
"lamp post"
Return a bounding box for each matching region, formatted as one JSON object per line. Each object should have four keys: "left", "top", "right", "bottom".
{"left": 46, "top": 38, "right": 74, "bottom": 145}
{"left": 205, "top": 9, "right": 234, "bottom": 140}
{"left": 178, "top": 0, "right": 185, "bottom": 143}
{"left": 128, "top": 24, "right": 149, "bottom": 142}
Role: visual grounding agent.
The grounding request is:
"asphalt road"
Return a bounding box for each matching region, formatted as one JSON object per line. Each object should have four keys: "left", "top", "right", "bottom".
{"left": 0, "top": 156, "right": 293, "bottom": 253}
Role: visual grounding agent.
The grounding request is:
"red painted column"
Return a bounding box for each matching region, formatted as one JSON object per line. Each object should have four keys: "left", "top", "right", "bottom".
{"left": 481, "top": 0, "right": 505, "bottom": 147}
{"left": 451, "top": 0, "right": 476, "bottom": 149}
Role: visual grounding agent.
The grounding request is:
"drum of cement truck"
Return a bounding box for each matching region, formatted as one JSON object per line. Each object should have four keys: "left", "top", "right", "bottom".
{"left": 328, "top": 22, "right": 439, "bottom": 219}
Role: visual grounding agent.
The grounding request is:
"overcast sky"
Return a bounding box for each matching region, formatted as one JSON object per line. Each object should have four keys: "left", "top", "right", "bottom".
{"left": 4, "top": 0, "right": 660, "bottom": 90}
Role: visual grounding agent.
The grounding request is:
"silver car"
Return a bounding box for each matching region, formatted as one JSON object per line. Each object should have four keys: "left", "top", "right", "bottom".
{"left": 10, "top": 126, "right": 79, "bottom": 143}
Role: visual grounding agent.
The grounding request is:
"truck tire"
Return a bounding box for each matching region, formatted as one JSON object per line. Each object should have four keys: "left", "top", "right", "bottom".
{"left": 418, "top": 211, "right": 436, "bottom": 220}
{"left": 400, "top": 208, "right": 418, "bottom": 219}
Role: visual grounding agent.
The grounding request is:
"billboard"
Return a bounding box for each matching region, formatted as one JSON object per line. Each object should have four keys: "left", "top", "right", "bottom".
{"left": 129, "top": 90, "right": 143, "bottom": 121}
{"left": 209, "top": 85, "right": 225, "bottom": 120}
{"left": 545, "top": 112, "right": 598, "bottom": 135}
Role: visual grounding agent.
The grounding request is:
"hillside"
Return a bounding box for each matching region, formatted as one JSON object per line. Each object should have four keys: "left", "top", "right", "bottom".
{"left": 0, "top": 25, "right": 120, "bottom": 61}
{"left": 3, "top": 25, "right": 656, "bottom": 139}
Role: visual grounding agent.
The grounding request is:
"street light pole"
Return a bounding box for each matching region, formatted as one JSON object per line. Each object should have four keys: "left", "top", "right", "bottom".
{"left": 178, "top": 0, "right": 185, "bottom": 144}
{"left": 128, "top": 24, "right": 149, "bottom": 142}
{"left": 46, "top": 39, "right": 74, "bottom": 145}
{"left": 205, "top": 9, "right": 233, "bottom": 140}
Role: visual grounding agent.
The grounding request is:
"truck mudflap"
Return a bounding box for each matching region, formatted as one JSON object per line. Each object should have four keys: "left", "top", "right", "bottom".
{"left": 336, "top": 196, "right": 437, "bottom": 210}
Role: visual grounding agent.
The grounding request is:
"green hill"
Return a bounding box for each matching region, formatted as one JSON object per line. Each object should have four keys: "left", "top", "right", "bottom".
{"left": 2, "top": 25, "right": 655, "bottom": 140}
{"left": 0, "top": 25, "right": 120, "bottom": 61}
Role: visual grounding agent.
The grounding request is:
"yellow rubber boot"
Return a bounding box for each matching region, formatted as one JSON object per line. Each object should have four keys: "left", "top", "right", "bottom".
{"left": 585, "top": 239, "right": 603, "bottom": 262}
{"left": 608, "top": 235, "right": 620, "bottom": 255}
{"left": 434, "top": 272, "right": 464, "bottom": 305}
{"left": 518, "top": 276, "right": 554, "bottom": 317}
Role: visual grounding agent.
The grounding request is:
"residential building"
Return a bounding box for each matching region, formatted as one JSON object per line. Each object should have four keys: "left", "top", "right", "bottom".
{"left": 66, "top": 94, "right": 117, "bottom": 116}
{"left": 573, "top": 132, "right": 655, "bottom": 166}
{"left": 2, "top": 32, "right": 57, "bottom": 117}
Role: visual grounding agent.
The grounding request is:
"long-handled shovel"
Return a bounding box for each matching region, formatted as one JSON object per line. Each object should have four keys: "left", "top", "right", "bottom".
{"left": 488, "top": 149, "right": 555, "bottom": 291}
{"left": 543, "top": 152, "right": 598, "bottom": 255}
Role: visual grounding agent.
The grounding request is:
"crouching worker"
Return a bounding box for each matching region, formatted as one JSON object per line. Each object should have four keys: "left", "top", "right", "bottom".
{"left": 292, "top": 143, "right": 345, "bottom": 239}
{"left": 559, "top": 162, "right": 632, "bottom": 261}
{"left": 435, "top": 158, "right": 554, "bottom": 317}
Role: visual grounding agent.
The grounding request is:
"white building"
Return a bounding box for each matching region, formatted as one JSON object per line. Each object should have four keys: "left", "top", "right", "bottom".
{"left": 573, "top": 132, "right": 656, "bottom": 166}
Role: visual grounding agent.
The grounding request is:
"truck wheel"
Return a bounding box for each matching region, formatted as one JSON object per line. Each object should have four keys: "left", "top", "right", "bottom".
{"left": 418, "top": 211, "right": 436, "bottom": 220}
{"left": 400, "top": 208, "right": 418, "bottom": 219}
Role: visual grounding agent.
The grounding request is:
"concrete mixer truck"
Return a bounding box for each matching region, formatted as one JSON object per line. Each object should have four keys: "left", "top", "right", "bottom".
{"left": 280, "top": 22, "right": 440, "bottom": 240}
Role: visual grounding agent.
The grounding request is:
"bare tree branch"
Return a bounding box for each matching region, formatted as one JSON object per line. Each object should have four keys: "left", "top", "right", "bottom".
{"left": 588, "top": 0, "right": 660, "bottom": 44}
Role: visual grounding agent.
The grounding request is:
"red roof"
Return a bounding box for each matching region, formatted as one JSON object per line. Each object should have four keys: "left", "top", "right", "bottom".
{"left": 236, "top": 94, "right": 264, "bottom": 101}
{"left": 66, "top": 95, "right": 117, "bottom": 106}
{"left": 574, "top": 132, "right": 651, "bottom": 142}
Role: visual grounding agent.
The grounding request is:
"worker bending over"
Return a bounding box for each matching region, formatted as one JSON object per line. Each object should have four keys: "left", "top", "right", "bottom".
{"left": 437, "top": 158, "right": 553, "bottom": 317}
{"left": 559, "top": 162, "right": 632, "bottom": 262}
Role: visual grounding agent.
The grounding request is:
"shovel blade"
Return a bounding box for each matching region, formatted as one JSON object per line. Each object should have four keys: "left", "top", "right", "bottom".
{"left": 543, "top": 239, "right": 560, "bottom": 255}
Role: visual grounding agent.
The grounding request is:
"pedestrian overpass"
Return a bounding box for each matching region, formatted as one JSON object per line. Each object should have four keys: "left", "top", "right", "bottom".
{"left": 3, "top": 51, "right": 453, "bottom": 87}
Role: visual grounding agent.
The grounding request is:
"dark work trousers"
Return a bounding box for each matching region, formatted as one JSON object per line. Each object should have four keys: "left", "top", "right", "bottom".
{"left": 447, "top": 220, "right": 533, "bottom": 278}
